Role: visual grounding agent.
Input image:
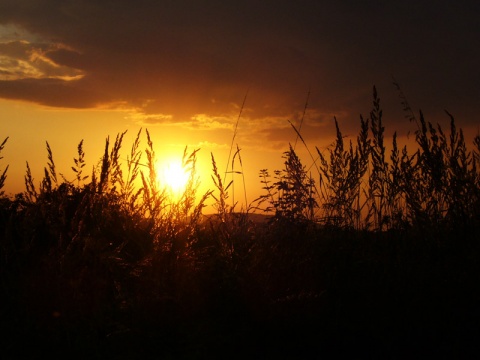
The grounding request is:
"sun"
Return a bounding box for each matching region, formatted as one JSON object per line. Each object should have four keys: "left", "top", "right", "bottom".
{"left": 158, "top": 158, "right": 190, "bottom": 196}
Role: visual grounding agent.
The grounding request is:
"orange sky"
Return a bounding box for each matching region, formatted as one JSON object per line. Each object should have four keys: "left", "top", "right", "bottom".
{"left": 0, "top": 1, "right": 479, "bottom": 212}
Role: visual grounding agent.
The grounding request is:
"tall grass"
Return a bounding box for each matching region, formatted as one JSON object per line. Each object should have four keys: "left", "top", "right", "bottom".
{"left": 257, "top": 86, "right": 480, "bottom": 233}
{"left": 0, "top": 136, "right": 9, "bottom": 197}
{"left": 1, "top": 88, "right": 480, "bottom": 358}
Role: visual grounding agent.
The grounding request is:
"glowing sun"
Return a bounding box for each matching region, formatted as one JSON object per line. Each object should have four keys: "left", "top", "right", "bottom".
{"left": 158, "top": 159, "right": 189, "bottom": 195}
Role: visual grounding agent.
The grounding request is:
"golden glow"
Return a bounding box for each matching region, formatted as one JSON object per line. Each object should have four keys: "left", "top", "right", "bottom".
{"left": 157, "top": 158, "right": 190, "bottom": 197}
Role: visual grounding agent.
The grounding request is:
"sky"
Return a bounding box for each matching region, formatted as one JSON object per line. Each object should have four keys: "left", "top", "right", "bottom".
{"left": 0, "top": 0, "right": 479, "bottom": 211}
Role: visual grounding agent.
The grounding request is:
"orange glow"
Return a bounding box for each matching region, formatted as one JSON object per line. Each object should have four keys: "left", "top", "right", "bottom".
{"left": 157, "top": 157, "right": 190, "bottom": 198}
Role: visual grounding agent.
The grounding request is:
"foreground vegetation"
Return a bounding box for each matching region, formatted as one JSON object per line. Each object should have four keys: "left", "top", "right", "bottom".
{"left": 1, "top": 88, "right": 480, "bottom": 359}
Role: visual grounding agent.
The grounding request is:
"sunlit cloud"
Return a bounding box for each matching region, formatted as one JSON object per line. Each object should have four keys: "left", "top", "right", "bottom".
{"left": 0, "top": 54, "right": 42, "bottom": 79}
{"left": 188, "top": 114, "right": 234, "bottom": 130}
{"left": 127, "top": 112, "right": 174, "bottom": 125}
{"left": 195, "top": 140, "right": 229, "bottom": 150}
{"left": 0, "top": 40, "right": 84, "bottom": 80}
{"left": 127, "top": 111, "right": 239, "bottom": 131}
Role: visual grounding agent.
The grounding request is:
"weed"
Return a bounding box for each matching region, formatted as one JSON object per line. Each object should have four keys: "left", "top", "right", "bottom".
{"left": 1, "top": 87, "right": 480, "bottom": 358}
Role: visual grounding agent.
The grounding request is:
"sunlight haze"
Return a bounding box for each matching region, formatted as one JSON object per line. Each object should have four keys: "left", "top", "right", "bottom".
{"left": 0, "top": 1, "right": 479, "bottom": 212}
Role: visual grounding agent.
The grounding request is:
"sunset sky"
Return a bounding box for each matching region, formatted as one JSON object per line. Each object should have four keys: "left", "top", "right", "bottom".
{"left": 0, "top": 0, "right": 479, "bottom": 211}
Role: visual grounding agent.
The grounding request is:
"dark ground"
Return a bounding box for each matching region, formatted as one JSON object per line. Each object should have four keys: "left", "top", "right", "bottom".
{"left": 2, "top": 224, "right": 480, "bottom": 359}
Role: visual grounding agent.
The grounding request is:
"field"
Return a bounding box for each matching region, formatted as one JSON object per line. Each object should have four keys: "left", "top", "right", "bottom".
{"left": 1, "top": 89, "right": 480, "bottom": 359}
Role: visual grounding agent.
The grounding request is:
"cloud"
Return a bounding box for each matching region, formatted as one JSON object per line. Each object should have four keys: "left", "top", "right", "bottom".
{"left": 126, "top": 112, "right": 174, "bottom": 126}
{"left": 0, "top": 40, "right": 84, "bottom": 80}
{"left": 188, "top": 114, "right": 236, "bottom": 131}
{"left": 0, "top": 0, "right": 478, "bottom": 134}
{"left": 0, "top": 77, "right": 105, "bottom": 108}
{"left": 195, "top": 140, "right": 229, "bottom": 151}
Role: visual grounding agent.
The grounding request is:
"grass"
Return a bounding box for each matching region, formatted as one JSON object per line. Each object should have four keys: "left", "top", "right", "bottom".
{"left": 1, "top": 87, "right": 480, "bottom": 359}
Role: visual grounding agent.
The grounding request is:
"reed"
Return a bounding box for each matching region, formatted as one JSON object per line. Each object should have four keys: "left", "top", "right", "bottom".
{"left": 0, "top": 136, "right": 8, "bottom": 196}
{"left": 1, "top": 86, "right": 480, "bottom": 358}
{"left": 255, "top": 86, "right": 480, "bottom": 234}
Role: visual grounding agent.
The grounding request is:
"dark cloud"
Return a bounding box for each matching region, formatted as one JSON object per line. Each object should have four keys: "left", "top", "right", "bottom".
{"left": 0, "top": 77, "right": 107, "bottom": 107}
{"left": 0, "top": 0, "right": 479, "bottom": 137}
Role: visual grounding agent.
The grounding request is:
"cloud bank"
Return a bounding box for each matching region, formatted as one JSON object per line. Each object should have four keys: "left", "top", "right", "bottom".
{"left": 0, "top": 0, "right": 479, "bottom": 143}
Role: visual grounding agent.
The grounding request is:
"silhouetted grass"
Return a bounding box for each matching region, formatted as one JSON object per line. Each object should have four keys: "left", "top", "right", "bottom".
{"left": 1, "top": 88, "right": 480, "bottom": 359}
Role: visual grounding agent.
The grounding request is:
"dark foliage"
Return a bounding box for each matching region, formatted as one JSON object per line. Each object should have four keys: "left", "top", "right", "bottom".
{"left": 1, "top": 91, "right": 480, "bottom": 359}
